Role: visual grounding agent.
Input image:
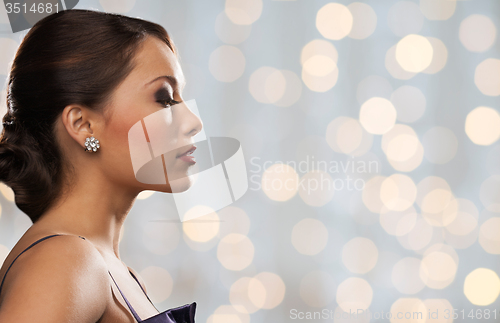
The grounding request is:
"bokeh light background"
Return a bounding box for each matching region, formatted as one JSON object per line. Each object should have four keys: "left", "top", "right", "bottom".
{"left": 1, "top": 0, "right": 500, "bottom": 322}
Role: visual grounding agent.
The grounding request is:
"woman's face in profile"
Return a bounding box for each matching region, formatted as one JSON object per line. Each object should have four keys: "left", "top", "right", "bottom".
{"left": 97, "top": 36, "right": 203, "bottom": 194}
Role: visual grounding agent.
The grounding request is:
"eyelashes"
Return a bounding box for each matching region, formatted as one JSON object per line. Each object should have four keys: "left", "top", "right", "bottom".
{"left": 155, "top": 86, "right": 181, "bottom": 108}
{"left": 157, "top": 98, "right": 181, "bottom": 108}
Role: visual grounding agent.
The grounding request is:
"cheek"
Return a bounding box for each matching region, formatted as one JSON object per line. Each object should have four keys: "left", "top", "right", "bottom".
{"left": 141, "top": 110, "right": 179, "bottom": 157}
{"left": 101, "top": 115, "right": 143, "bottom": 176}
{"left": 104, "top": 103, "right": 145, "bottom": 147}
{"left": 105, "top": 119, "right": 135, "bottom": 151}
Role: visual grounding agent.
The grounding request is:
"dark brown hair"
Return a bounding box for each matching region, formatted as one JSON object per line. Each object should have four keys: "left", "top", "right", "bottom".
{"left": 0, "top": 9, "right": 176, "bottom": 223}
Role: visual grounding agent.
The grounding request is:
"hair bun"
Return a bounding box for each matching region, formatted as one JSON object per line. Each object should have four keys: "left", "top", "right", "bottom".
{"left": 0, "top": 137, "right": 53, "bottom": 222}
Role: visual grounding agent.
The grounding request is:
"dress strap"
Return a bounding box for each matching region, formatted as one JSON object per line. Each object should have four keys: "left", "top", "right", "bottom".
{"left": 0, "top": 233, "right": 149, "bottom": 323}
{"left": 76, "top": 235, "right": 151, "bottom": 321}
{"left": 0, "top": 234, "right": 85, "bottom": 296}
{"left": 108, "top": 270, "right": 143, "bottom": 322}
{"left": 128, "top": 270, "right": 158, "bottom": 312}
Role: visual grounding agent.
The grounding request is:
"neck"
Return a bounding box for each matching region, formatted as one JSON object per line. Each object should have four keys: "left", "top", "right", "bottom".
{"left": 32, "top": 170, "right": 139, "bottom": 259}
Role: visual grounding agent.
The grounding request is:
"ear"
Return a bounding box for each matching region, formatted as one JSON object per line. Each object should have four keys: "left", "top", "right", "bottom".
{"left": 60, "top": 104, "right": 97, "bottom": 149}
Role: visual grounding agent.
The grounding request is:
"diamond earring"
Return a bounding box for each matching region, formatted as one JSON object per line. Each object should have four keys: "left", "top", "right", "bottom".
{"left": 84, "top": 136, "right": 100, "bottom": 153}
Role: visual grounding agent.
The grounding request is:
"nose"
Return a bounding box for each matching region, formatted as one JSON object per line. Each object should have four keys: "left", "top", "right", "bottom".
{"left": 181, "top": 100, "right": 203, "bottom": 138}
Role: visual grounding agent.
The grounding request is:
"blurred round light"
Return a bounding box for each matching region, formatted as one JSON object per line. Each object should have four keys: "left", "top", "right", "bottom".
{"left": 252, "top": 272, "right": 286, "bottom": 309}
{"left": 183, "top": 207, "right": 220, "bottom": 242}
{"left": 475, "top": 59, "right": 500, "bottom": 97}
{"left": 264, "top": 69, "right": 287, "bottom": 103}
{"left": 464, "top": 268, "right": 500, "bottom": 306}
{"left": 422, "top": 189, "right": 454, "bottom": 214}
{"left": 230, "top": 276, "right": 265, "bottom": 313}
{"left": 380, "top": 174, "right": 417, "bottom": 211}
{"left": 419, "top": 0, "right": 456, "bottom": 21}
{"left": 207, "top": 305, "right": 249, "bottom": 323}
{"left": 397, "top": 217, "right": 434, "bottom": 251}
{"left": 217, "top": 233, "right": 254, "bottom": 271}
{"left": 337, "top": 118, "right": 363, "bottom": 154}
{"left": 386, "top": 134, "right": 419, "bottom": 162}
{"left": 420, "top": 251, "right": 457, "bottom": 289}
{"left": 465, "top": 107, "right": 500, "bottom": 145}
{"left": 336, "top": 277, "right": 373, "bottom": 312}
{"left": 301, "top": 39, "right": 338, "bottom": 65}
{"left": 459, "top": 14, "right": 496, "bottom": 52}
{"left": 303, "top": 55, "right": 337, "bottom": 77}
{"left": 379, "top": 206, "right": 418, "bottom": 236}
{"left": 395, "top": 34, "right": 434, "bottom": 73}
{"left": 341, "top": 237, "right": 378, "bottom": 274}
{"left": 249, "top": 66, "right": 280, "bottom": 104}
{"left": 347, "top": 2, "right": 377, "bottom": 40}
{"left": 382, "top": 124, "right": 424, "bottom": 172}
{"left": 390, "top": 298, "right": 427, "bottom": 322}
{"left": 291, "top": 218, "right": 328, "bottom": 255}
{"left": 302, "top": 62, "right": 339, "bottom": 92}
{"left": 316, "top": 3, "right": 353, "bottom": 40}
{"left": 261, "top": 163, "right": 299, "bottom": 202}
{"left": 326, "top": 116, "right": 373, "bottom": 156}
{"left": 416, "top": 176, "right": 452, "bottom": 213}
{"left": 298, "top": 171, "right": 335, "bottom": 207}
{"left": 139, "top": 266, "right": 173, "bottom": 303}
{"left": 422, "top": 37, "right": 449, "bottom": 74}
{"left": 209, "top": 45, "right": 245, "bottom": 82}
{"left": 359, "top": 97, "right": 397, "bottom": 135}
{"left": 247, "top": 69, "right": 301, "bottom": 109}
{"left": 385, "top": 45, "right": 417, "bottom": 80}
{"left": 137, "top": 190, "right": 155, "bottom": 200}
{"left": 422, "top": 197, "right": 458, "bottom": 227}
{"left": 225, "top": 0, "right": 263, "bottom": 25}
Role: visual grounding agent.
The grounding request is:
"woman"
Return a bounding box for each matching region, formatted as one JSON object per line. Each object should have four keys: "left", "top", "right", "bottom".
{"left": 0, "top": 9, "right": 201, "bottom": 322}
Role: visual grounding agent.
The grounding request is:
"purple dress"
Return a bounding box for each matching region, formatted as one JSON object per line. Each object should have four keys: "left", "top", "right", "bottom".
{"left": 0, "top": 234, "right": 196, "bottom": 323}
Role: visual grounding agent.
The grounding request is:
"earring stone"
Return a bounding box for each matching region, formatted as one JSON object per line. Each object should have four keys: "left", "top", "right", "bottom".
{"left": 85, "top": 136, "right": 100, "bottom": 152}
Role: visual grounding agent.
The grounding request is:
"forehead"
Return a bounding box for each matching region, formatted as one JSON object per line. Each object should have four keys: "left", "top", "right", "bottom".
{"left": 127, "top": 36, "right": 185, "bottom": 88}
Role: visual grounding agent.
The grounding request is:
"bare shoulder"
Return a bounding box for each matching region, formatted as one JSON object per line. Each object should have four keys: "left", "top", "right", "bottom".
{"left": 127, "top": 265, "right": 147, "bottom": 293}
{"left": 0, "top": 235, "right": 110, "bottom": 322}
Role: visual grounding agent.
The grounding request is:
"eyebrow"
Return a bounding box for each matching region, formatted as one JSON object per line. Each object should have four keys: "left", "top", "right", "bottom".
{"left": 145, "top": 75, "right": 186, "bottom": 89}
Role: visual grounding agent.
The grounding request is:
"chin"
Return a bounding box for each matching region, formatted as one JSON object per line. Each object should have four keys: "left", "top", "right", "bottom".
{"left": 168, "top": 176, "right": 194, "bottom": 193}
{"left": 144, "top": 176, "right": 193, "bottom": 194}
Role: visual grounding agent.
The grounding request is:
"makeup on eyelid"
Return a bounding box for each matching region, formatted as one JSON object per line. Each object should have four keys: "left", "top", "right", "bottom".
{"left": 154, "top": 87, "right": 173, "bottom": 101}
{"left": 154, "top": 86, "right": 179, "bottom": 108}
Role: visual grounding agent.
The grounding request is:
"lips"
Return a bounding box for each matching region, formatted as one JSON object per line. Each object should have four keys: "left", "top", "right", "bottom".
{"left": 177, "top": 144, "right": 197, "bottom": 158}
